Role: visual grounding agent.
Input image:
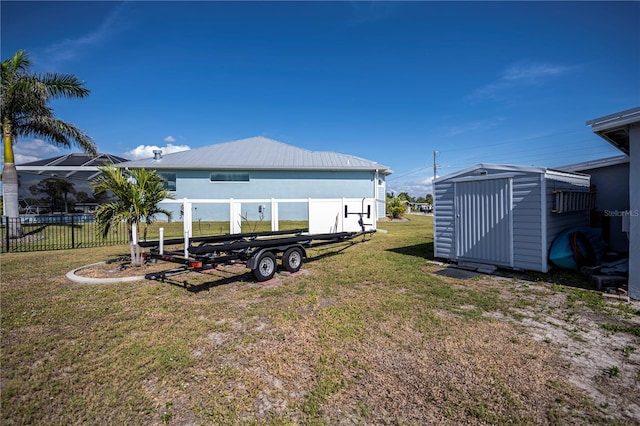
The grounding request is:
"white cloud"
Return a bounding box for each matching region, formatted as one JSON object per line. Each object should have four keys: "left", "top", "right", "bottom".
{"left": 123, "top": 143, "right": 191, "bottom": 160}
{"left": 13, "top": 139, "right": 61, "bottom": 164}
{"left": 502, "top": 62, "right": 570, "bottom": 82}
{"left": 469, "top": 61, "right": 574, "bottom": 101}
{"left": 445, "top": 117, "right": 505, "bottom": 137}
{"left": 37, "top": 3, "right": 130, "bottom": 69}
{"left": 164, "top": 135, "right": 176, "bottom": 143}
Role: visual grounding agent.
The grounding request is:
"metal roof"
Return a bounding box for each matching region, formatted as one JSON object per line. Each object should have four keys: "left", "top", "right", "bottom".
{"left": 118, "top": 136, "right": 393, "bottom": 175}
{"left": 559, "top": 155, "right": 629, "bottom": 173}
{"left": 434, "top": 163, "right": 589, "bottom": 184}
{"left": 586, "top": 106, "right": 640, "bottom": 155}
{"left": 16, "top": 153, "right": 128, "bottom": 180}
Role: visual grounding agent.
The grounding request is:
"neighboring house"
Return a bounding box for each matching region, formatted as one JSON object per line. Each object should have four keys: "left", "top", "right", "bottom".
{"left": 407, "top": 202, "right": 432, "bottom": 213}
{"left": 117, "top": 136, "right": 392, "bottom": 223}
{"left": 15, "top": 153, "right": 127, "bottom": 213}
{"left": 560, "top": 155, "right": 630, "bottom": 253}
{"left": 433, "top": 164, "right": 593, "bottom": 273}
{"left": 586, "top": 107, "right": 640, "bottom": 300}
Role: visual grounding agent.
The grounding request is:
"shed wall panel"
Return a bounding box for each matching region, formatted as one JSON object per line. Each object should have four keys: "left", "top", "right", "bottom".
{"left": 511, "top": 174, "right": 544, "bottom": 271}
{"left": 434, "top": 182, "right": 455, "bottom": 259}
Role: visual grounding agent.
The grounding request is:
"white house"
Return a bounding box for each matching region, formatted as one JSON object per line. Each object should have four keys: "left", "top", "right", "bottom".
{"left": 117, "top": 136, "right": 392, "bottom": 229}
{"left": 586, "top": 107, "right": 640, "bottom": 300}
{"left": 560, "top": 155, "right": 629, "bottom": 253}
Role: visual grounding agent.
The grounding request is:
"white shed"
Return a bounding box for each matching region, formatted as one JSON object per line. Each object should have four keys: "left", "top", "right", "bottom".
{"left": 434, "top": 164, "right": 593, "bottom": 273}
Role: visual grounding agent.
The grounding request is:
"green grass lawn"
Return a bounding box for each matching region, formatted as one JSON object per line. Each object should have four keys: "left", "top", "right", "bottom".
{"left": 1, "top": 215, "right": 637, "bottom": 425}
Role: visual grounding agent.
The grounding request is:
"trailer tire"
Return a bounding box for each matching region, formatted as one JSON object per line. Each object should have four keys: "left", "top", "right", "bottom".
{"left": 282, "top": 247, "right": 303, "bottom": 273}
{"left": 253, "top": 251, "right": 277, "bottom": 282}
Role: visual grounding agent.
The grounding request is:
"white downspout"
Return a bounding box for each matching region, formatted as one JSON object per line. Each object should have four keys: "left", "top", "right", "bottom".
{"left": 374, "top": 170, "right": 379, "bottom": 220}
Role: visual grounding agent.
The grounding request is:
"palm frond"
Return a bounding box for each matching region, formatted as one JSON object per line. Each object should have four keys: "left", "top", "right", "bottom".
{"left": 92, "top": 166, "right": 175, "bottom": 239}
{"left": 24, "top": 116, "right": 96, "bottom": 155}
{"left": 94, "top": 201, "right": 128, "bottom": 238}
{"left": 39, "top": 72, "right": 90, "bottom": 99}
{"left": 1, "top": 49, "right": 94, "bottom": 154}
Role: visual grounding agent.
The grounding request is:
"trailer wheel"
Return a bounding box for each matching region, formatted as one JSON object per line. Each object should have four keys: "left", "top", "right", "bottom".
{"left": 253, "top": 252, "right": 277, "bottom": 281}
{"left": 282, "top": 247, "right": 303, "bottom": 273}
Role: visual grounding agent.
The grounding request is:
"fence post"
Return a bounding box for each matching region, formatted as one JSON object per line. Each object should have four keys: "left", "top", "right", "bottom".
{"left": 184, "top": 229, "right": 189, "bottom": 259}
{"left": 4, "top": 217, "right": 9, "bottom": 252}
{"left": 71, "top": 215, "right": 75, "bottom": 248}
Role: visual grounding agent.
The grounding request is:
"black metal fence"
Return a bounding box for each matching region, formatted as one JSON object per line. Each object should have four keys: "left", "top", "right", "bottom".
{"left": 1, "top": 215, "right": 129, "bottom": 253}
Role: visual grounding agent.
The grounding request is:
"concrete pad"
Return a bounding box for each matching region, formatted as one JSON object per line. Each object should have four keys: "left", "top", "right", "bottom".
{"left": 433, "top": 266, "right": 481, "bottom": 280}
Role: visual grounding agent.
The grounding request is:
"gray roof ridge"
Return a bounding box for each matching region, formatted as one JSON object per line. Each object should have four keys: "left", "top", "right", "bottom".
{"left": 117, "top": 136, "right": 391, "bottom": 173}
{"left": 218, "top": 135, "right": 314, "bottom": 151}
{"left": 245, "top": 136, "right": 383, "bottom": 165}
{"left": 152, "top": 135, "right": 383, "bottom": 163}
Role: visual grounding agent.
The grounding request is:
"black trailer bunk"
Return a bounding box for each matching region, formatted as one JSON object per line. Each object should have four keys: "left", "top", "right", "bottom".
{"left": 139, "top": 228, "right": 374, "bottom": 282}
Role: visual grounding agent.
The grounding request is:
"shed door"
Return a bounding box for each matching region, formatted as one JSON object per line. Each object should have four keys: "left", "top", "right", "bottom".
{"left": 455, "top": 178, "right": 512, "bottom": 266}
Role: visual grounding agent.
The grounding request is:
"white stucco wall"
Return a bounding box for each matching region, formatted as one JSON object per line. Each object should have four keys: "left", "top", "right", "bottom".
{"left": 158, "top": 169, "right": 382, "bottom": 221}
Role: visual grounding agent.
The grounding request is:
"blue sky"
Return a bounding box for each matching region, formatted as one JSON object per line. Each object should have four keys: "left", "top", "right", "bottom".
{"left": 2, "top": 1, "right": 638, "bottom": 197}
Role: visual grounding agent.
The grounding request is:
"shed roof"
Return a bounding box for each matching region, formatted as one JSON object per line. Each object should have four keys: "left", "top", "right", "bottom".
{"left": 434, "top": 163, "right": 589, "bottom": 184}
{"left": 118, "top": 136, "right": 392, "bottom": 175}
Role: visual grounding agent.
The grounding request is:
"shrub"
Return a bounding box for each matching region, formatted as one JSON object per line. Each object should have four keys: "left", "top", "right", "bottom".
{"left": 386, "top": 197, "right": 406, "bottom": 219}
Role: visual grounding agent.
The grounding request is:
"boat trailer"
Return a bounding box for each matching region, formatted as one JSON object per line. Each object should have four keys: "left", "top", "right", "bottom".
{"left": 139, "top": 228, "right": 375, "bottom": 282}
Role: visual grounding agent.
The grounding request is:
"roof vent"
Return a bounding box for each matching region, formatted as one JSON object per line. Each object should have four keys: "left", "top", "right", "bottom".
{"left": 153, "top": 150, "right": 163, "bottom": 160}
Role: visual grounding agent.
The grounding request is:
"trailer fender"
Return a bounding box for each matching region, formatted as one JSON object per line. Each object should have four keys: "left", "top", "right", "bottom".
{"left": 247, "top": 248, "right": 276, "bottom": 271}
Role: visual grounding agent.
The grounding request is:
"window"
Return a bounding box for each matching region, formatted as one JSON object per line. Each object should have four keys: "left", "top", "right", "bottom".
{"left": 210, "top": 172, "right": 250, "bottom": 182}
{"left": 158, "top": 173, "right": 176, "bottom": 191}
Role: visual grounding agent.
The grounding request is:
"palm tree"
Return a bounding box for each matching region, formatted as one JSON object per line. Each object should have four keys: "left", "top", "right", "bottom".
{"left": 91, "top": 165, "right": 174, "bottom": 266}
{"left": 1, "top": 49, "right": 96, "bottom": 236}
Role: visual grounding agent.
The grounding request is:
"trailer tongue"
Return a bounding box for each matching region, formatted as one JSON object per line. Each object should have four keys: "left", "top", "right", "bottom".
{"left": 139, "top": 228, "right": 374, "bottom": 282}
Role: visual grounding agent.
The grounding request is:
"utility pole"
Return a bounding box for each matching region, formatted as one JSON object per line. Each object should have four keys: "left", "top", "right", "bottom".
{"left": 433, "top": 150, "right": 437, "bottom": 182}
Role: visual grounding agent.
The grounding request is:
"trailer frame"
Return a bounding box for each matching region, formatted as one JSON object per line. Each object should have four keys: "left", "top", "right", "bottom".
{"left": 139, "top": 228, "right": 374, "bottom": 282}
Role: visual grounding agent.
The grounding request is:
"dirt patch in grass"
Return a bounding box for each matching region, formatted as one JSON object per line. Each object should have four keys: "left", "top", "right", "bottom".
{"left": 429, "top": 266, "right": 640, "bottom": 424}
{"left": 378, "top": 216, "right": 410, "bottom": 222}
{"left": 325, "top": 319, "right": 579, "bottom": 425}
{"left": 72, "top": 258, "right": 177, "bottom": 278}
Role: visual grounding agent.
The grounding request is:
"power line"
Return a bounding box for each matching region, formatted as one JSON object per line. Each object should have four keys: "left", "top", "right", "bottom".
{"left": 387, "top": 164, "right": 433, "bottom": 181}
{"left": 392, "top": 146, "right": 618, "bottom": 184}
{"left": 435, "top": 127, "right": 585, "bottom": 156}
